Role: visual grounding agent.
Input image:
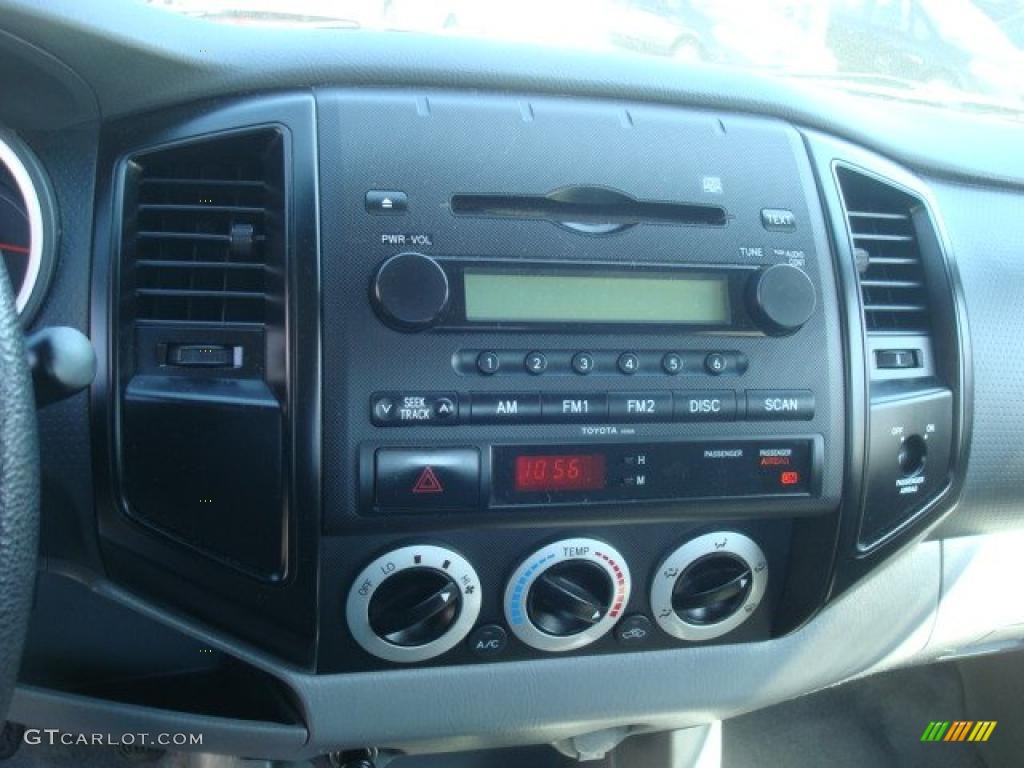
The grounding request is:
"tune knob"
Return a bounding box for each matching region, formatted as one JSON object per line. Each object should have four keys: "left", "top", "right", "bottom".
{"left": 346, "top": 545, "right": 481, "bottom": 663}
{"left": 748, "top": 264, "right": 816, "bottom": 335}
{"left": 372, "top": 251, "right": 450, "bottom": 331}
{"left": 651, "top": 532, "right": 767, "bottom": 642}
{"left": 505, "top": 538, "right": 630, "bottom": 652}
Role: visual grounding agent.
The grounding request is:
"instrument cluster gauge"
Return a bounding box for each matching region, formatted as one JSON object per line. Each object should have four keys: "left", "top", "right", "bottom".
{"left": 0, "top": 131, "right": 57, "bottom": 325}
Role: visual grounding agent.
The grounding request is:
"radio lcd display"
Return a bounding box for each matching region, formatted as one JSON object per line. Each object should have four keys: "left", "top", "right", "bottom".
{"left": 462, "top": 269, "right": 730, "bottom": 325}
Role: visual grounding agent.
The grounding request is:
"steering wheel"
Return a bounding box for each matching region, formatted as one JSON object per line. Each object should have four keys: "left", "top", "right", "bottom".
{"left": 0, "top": 263, "right": 39, "bottom": 720}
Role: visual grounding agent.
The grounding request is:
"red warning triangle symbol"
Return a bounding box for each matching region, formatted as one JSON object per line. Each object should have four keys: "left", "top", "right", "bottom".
{"left": 412, "top": 466, "right": 444, "bottom": 494}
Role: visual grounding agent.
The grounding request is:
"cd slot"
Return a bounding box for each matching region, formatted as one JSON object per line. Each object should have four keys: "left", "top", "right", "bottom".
{"left": 450, "top": 188, "right": 727, "bottom": 232}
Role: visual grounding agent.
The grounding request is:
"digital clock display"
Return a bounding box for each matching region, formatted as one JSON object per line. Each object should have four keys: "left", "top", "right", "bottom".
{"left": 514, "top": 454, "right": 607, "bottom": 493}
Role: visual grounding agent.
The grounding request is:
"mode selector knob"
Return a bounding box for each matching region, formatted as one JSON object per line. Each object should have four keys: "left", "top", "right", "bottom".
{"left": 347, "top": 545, "right": 481, "bottom": 663}
{"left": 651, "top": 531, "right": 768, "bottom": 642}
{"left": 372, "top": 252, "right": 450, "bottom": 331}
{"left": 748, "top": 264, "right": 816, "bottom": 335}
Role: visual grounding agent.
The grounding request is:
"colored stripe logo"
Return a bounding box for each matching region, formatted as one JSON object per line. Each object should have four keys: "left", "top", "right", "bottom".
{"left": 921, "top": 721, "right": 997, "bottom": 742}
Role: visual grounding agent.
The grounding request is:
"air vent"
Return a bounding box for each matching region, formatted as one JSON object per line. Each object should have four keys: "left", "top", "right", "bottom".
{"left": 124, "top": 129, "right": 284, "bottom": 325}
{"left": 836, "top": 167, "right": 931, "bottom": 334}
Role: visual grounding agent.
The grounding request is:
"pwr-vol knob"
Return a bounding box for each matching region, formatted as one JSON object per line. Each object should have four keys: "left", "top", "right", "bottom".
{"left": 651, "top": 532, "right": 767, "bottom": 642}
{"left": 505, "top": 538, "right": 631, "bottom": 652}
{"left": 346, "top": 545, "right": 481, "bottom": 663}
{"left": 372, "top": 252, "right": 450, "bottom": 331}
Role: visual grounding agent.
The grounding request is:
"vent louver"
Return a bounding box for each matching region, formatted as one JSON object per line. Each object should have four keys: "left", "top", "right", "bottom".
{"left": 125, "top": 129, "right": 284, "bottom": 325}
{"left": 836, "top": 167, "right": 931, "bottom": 334}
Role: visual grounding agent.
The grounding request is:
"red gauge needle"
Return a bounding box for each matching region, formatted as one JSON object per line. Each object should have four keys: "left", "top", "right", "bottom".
{"left": 0, "top": 242, "right": 30, "bottom": 254}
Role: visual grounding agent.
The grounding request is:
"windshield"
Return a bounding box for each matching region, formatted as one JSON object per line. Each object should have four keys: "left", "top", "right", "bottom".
{"left": 152, "top": 0, "right": 1024, "bottom": 113}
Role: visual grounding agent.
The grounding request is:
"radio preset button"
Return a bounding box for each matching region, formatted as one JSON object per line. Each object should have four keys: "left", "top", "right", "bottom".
{"left": 705, "top": 353, "right": 728, "bottom": 375}
{"left": 524, "top": 351, "right": 548, "bottom": 375}
{"left": 572, "top": 352, "right": 595, "bottom": 375}
{"left": 541, "top": 394, "right": 608, "bottom": 422}
{"left": 745, "top": 390, "right": 815, "bottom": 421}
{"left": 618, "top": 352, "right": 640, "bottom": 375}
{"left": 674, "top": 391, "right": 737, "bottom": 421}
{"left": 470, "top": 393, "right": 541, "bottom": 424}
{"left": 609, "top": 392, "right": 672, "bottom": 422}
{"left": 662, "top": 353, "right": 683, "bottom": 375}
{"left": 477, "top": 351, "right": 501, "bottom": 375}
{"left": 371, "top": 392, "right": 460, "bottom": 426}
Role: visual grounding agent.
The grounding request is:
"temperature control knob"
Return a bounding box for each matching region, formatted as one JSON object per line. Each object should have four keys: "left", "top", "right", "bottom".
{"left": 347, "top": 545, "right": 481, "bottom": 663}
{"left": 748, "top": 264, "right": 816, "bottom": 335}
{"left": 505, "top": 538, "right": 630, "bottom": 652}
{"left": 651, "top": 532, "right": 767, "bottom": 642}
{"left": 372, "top": 252, "right": 450, "bottom": 331}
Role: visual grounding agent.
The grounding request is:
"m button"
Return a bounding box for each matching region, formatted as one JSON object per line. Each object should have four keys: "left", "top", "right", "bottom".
{"left": 375, "top": 448, "right": 480, "bottom": 511}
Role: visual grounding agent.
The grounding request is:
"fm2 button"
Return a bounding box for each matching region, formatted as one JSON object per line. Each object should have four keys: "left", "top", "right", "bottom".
{"left": 375, "top": 448, "right": 480, "bottom": 512}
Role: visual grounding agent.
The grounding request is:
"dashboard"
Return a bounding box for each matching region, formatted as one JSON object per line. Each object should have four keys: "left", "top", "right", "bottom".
{"left": 1, "top": 0, "right": 1023, "bottom": 762}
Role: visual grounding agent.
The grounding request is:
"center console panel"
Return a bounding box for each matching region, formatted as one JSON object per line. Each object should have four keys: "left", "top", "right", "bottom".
{"left": 315, "top": 91, "right": 845, "bottom": 671}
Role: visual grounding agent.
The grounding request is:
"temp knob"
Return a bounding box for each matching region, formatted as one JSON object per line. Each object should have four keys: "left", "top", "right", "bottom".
{"left": 346, "top": 545, "right": 481, "bottom": 663}
{"left": 748, "top": 264, "right": 816, "bottom": 335}
{"left": 505, "top": 538, "right": 630, "bottom": 652}
{"left": 651, "top": 532, "right": 767, "bottom": 642}
{"left": 372, "top": 252, "right": 450, "bottom": 331}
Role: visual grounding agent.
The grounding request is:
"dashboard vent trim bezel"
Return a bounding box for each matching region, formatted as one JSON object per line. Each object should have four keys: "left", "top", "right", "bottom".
{"left": 836, "top": 166, "right": 933, "bottom": 336}
{"left": 122, "top": 128, "right": 285, "bottom": 328}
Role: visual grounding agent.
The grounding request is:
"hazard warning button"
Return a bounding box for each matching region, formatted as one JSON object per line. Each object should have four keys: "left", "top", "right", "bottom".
{"left": 375, "top": 448, "right": 480, "bottom": 512}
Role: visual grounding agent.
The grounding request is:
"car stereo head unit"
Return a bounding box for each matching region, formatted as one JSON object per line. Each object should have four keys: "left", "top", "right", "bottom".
{"left": 372, "top": 253, "right": 817, "bottom": 337}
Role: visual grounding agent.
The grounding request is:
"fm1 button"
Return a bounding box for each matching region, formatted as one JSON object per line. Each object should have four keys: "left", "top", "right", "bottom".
{"left": 375, "top": 448, "right": 480, "bottom": 511}
{"left": 541, "top": 394, "right": 608, "bottom": 422}
{"left": 468, "top": 624, "right": 508, "bottom": 658}
{"left": 616, "top": 614, "right": 653, "bottom": 647}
